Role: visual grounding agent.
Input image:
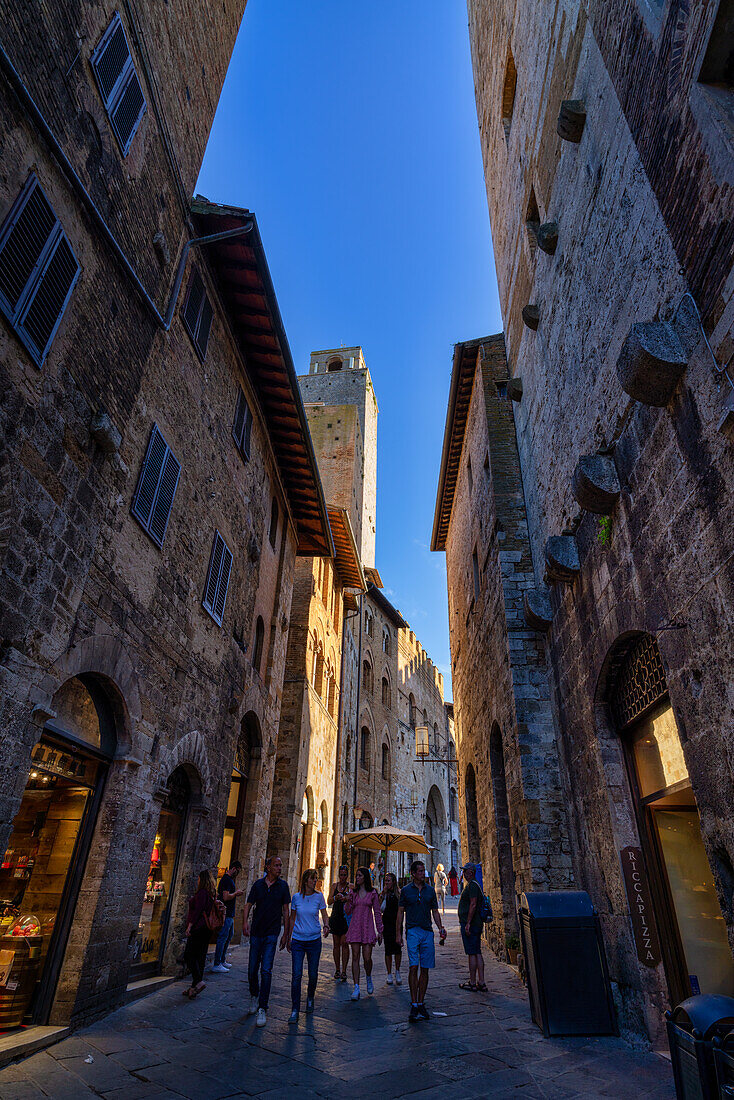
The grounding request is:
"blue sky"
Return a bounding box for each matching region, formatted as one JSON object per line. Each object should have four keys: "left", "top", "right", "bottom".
{"left": 197, "top": 1, "right": 502, "bottom": 695}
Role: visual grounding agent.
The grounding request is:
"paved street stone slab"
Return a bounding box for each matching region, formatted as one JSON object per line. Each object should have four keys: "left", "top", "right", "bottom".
{"left": 0, "top": 911, "right": 674, "bottom": 1097}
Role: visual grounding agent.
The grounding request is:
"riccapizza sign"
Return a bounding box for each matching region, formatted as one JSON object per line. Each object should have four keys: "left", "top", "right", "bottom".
{"left": 620, "top": 846, "right": 662, "bottom": 968}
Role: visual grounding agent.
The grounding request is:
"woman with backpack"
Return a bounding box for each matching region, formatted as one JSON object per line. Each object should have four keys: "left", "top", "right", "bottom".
{"left": 183, "top": 869, "right": 221, "bottom": 999}
{"left": 433, "top": 864, "right": 448, "bottom": 914}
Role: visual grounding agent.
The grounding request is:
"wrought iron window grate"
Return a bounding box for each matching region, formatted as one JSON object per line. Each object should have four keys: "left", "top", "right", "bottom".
{"left": 613, "top": 634, "right": 667, "bottom": 729}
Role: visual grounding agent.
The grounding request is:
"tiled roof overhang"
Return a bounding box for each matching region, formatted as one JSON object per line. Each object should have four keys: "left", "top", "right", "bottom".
{"left": 367, "top": 583, "right": 407, "bottom": 629}
{"left": 431, "top": 334, "right": 504, "bottom": 552}
{"left": 328, "top": 507, "right": 366, "bottom": 591}
{"left": 191, "top": 199, "right": 333, "bottom": 558}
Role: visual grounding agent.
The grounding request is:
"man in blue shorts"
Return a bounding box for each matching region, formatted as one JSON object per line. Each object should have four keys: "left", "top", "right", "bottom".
{"left": 396, "top": 859, "right": 446, "bottom": 1022}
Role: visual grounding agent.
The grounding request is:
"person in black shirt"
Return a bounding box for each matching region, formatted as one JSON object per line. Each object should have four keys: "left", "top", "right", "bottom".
{"left": 243, "top": 855, "right": 290, "bottom": 1027}
{"left": 211, "top": 860, "right": 243, "bottom": 973}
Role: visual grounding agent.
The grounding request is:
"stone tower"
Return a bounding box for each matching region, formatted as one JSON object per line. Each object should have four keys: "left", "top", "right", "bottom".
{"left": 298, "top": 347, "right": 378, "bottom": 568}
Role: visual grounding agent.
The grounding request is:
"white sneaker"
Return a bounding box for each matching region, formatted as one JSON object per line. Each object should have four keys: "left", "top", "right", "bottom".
{"left": 222, "top": 962, "right": 232, "bottom": 970}
{"left": 366, "top": 976, "right": 374, "bottom": 995}
{"left": 395, "top": 971, "right": 402, "bottom": 985}
{"left": 386, "top": 974, "right": 393, "bottom": 985}
{"left": 256, "top": 1008, "right": 267, "bottom": 1027}
{"left": 248, "top": 995, "right": 259, "bottom": 1015}
{"left": 351, "top": 984, "right": 360, "bottom": 1001}
{"left": 211, "top": 964, "right": 228, "bottom": 974}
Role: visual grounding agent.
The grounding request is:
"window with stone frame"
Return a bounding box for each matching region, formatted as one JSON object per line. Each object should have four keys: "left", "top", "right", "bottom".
{"left": 381, "top": 676, "right": 391, "bottom": 709}
{"left": 381, "top": 743, "right": 390, "bottom": 781}
{"left": 382, "top": 628, "right": 391, "bottom": 656}
{"left": 360, "top": 726, "right": 370, "bottom": 770}
{"left": 232, "top": 387, "right": 253, "bottom": 461}
{"left": 501, "top": 46, "right": 517, "bottom": 142}
{"left": 362, "top": 658, "right": 374, "bottom": 694}
{"left": 252, "top": 616, "right": 265, "bottom": 674}
{"left": 181, "top": 267, "right": 213, "bottom": 360}
{"left": 409, "top": 693, "right": 416, "bottom": 728}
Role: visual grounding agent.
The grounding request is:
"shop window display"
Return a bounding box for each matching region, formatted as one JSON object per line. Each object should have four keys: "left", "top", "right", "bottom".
{"left": 132, "top": 767, "right": 190, "bottom": 978}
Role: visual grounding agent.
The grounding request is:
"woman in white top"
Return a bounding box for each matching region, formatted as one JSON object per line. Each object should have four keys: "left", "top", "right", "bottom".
{"left": 434, "top": 864, "right": 448, "bottom": 914}
{"left": 285, "top": 867, "right": 329, "bottom": 1022}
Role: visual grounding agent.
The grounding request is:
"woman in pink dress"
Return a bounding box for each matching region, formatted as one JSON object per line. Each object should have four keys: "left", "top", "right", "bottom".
{"left": 345, "top": 866, "right": 383, "bottom": 1000}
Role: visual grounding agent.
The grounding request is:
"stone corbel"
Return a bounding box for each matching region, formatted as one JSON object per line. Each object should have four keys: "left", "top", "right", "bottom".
{"left": 537, "top": 222, "right": 558, "bottom": 255}
{"left": 522, "top": 305, "right": 540, "bottom": 331}
{"left": 557, "top": 99, "right": 586, "bottom": 142}
{"left": 31, "top": 702, "right": 56, "bottom": 726}
{"left": 572, "top": 455, "right": 621, "bottom": 514}
{"left": 508, "top": 377, "right": 523, "bottom": 402}
{"left": 90, "top": 412, "right": 122, "bottom": 455}
{"left": 523, "top": 589, "right": 553, "bottom": 632}
{"left": 616, "top": 322, "right": 687, "bottom": 406}
{"left": 544, "top": 535, "right": 581, "bottom": 584}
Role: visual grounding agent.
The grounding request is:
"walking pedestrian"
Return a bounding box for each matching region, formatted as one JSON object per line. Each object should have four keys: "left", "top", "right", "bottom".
{"left": 433, "top": 864, "right": 448, "bottom": 914}
{"left": 449, "top": 866, "right": 459, "bottom": 897}
{"left": 183, "top": 869, "right": 216, "bottom": 999}
{"left": 345, "top": 866, "right": 383, "bottom": 1000}
{"left": 396, "top": 859, "right": 446, "bottom": 1022}
{"left": 243, "top": 854, "right": 290, "bottom": 1027}
{"left": 327, "top": 864, "right": 352, "bottom": 980}
{"left": 211, "top": 860, "right": 243, "bottom": 973}
{"left": 458, "top": 862, "right": 487, "bottom": 992}
{"left": 380, "top": 872, "right": 402, "bottom": 985}
{"left": 286, "top": 868, "right": 330, "bottom": 1023}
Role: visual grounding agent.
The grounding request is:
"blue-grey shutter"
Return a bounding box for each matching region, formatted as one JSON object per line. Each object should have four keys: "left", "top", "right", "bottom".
{"left": 214, "top": 543, "right": 233, "bottom": 623}
{"left": 203, "top": 531, "right": 232, "bottom": 625}
{"left": 0, "top": 176, "right": 80, "bottom": 366}
{"left": 91, "top": 14, "right": 146, "bottom": 156}
{"left": 132, "top": 424, "right": 180, "bottom": 547}
{"left": 196, "top": 295, "right": 213, "bottom": 357}
{"left": 182, "top": 269, "right": 213, "bottom": 359}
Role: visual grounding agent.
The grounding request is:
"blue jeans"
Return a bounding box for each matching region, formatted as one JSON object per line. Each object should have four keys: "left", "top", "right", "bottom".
{"left": 291, "top": 937, "right": 321, "bottom": 1011}
{"left": 248, "top": 933, "right": 278, "bottom": 1009}
{"left": 214, "top": 915, "right": 234, "bottom": 966}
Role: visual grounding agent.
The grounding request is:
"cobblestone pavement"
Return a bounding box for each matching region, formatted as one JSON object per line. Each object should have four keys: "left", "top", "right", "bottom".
{"left": 0, "top": 908, "right": 674, "bottom": 1099}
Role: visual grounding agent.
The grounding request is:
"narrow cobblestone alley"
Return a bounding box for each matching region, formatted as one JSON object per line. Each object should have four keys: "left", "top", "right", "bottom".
{"left": 0, "top": 907, "right": 674, "bottom": 1100}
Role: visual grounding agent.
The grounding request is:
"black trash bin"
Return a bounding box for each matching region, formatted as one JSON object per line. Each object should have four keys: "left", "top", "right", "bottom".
{"left": 714, "top": 1030, "right": 734, "bottom": 1100}
{"left": 519, "top": 891, "right": 617, "bottom": 1037}
{"left": 666, "top": 995, "right": 734, "bottom": 1100}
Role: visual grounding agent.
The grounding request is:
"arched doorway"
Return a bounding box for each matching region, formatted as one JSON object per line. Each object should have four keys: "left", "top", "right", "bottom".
{"left": 132, "top": 765, "right": 191, "bottom": 979}
{"left": 489, "top": 724, "right": 516, "bottom": 932}
{"left": 610, "top": 633, "right": 734, "bottom": 1000}
{"left": 216, "top": 713, "right": 262, "bottom": 884}
{"left": 465, "top": 763, "right": 480, "bottom": 863}
{"left": 425, "top": 786, "right": 446, "bottom": 872}
{"left": 0, "top": 675, "right": 118, "bottom": 1026}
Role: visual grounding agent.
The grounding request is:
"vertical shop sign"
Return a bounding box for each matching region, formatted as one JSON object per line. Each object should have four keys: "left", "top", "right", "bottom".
{"left": 620, "top": 846, "right": 662, "bottom": 967}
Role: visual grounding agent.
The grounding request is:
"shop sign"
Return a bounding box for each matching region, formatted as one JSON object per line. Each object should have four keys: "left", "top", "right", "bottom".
{"left": 620, "top": 846, "right": 662, "bottom": 968}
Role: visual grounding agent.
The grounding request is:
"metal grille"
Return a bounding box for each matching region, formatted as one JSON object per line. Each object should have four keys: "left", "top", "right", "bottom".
{"left": 163, "top": 766, "right": 191, "bottom": 814}
{"left": 613, "top": 634, "right": 667, "bottom": 729}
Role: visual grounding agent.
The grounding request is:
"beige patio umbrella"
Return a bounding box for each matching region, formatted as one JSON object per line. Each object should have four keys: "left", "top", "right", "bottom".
{"left": 342, "top": 825, "right": 431, "bottom": 856}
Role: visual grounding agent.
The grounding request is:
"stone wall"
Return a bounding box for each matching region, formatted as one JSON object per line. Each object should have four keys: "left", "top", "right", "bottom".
{"left": 0, "top": 0, "right": 304, "bottom": 1028}
{"left": 463, "top": 0, "right": 734, "bottom": 1042}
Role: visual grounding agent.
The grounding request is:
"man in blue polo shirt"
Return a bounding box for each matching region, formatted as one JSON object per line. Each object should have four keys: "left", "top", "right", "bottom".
{"left": 396, "top": 859, "right": 446, "bottom": 1021}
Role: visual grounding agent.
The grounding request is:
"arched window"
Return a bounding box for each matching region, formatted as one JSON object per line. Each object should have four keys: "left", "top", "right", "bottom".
{"left": 433, "top": 722, "right": 439, "bottom": 750}
{"left": 382, "top": 628, "right": 390, "bottom": 656}
{"left": 313, "top": 644, "right": 324, "bottom": 697}
{"left": 327, "top": 672, "right": 336, "bottom": 718}
{"left": 501, "top": 47, "right": 517, "bottom": 142}
{"left": 381, "top": 676, "right": 391, "bottom": 709}
{"left": 252, "top": 616, "right": 265, "bottom": 673}
{"left": 450, "top": 787, "right": 458, "bottom": 821}
{"left": 360, "top": 726, "right": 370, "bottom": 770}
{"left": 268, "top": 498, "right": 279, "bottom": 548}
{"left": 362, "top": 658, "right": 373, "bottom": 694}
{"left": 381, "top": 743, "right": 389, "bottom": 780}
{"left": 408, "top": 693, "right": 416, "bottom": 728}
{"left": 327, "top": 357, "right": 342, "bottom": 372}
{"left": 364, "top": 609, "right": 373, "bottom": 637}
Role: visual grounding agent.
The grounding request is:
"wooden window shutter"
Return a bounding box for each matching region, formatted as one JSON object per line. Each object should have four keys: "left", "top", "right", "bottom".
{"left": 91, "top": 13, "right": 146, "bottom": 155}
{"left": 0, "top": 176, "right": 80, "bottom": 365}
{"left": 203, "top": 531, "right": 233, "bottom": 626}
{"left": 232, "top": 388, "right": 253, "bottom": 460}
{"left": 182, "top": 268, "right": 213, "bottom": 359}
{"left": 131, "top": 424, "right": 180, "bottom": 546}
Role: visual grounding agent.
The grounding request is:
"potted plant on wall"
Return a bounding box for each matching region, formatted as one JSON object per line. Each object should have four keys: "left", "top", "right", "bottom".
{"left": 506, "top": 933, "right": 520, "bottom": 966}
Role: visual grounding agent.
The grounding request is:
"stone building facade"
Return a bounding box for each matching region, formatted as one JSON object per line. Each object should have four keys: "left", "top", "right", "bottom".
{"left": 434, "top": 0, "right": 734, "bottom": 1044}
{"left": 0, "top": 0, "right": 331, "bottom": 1035}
